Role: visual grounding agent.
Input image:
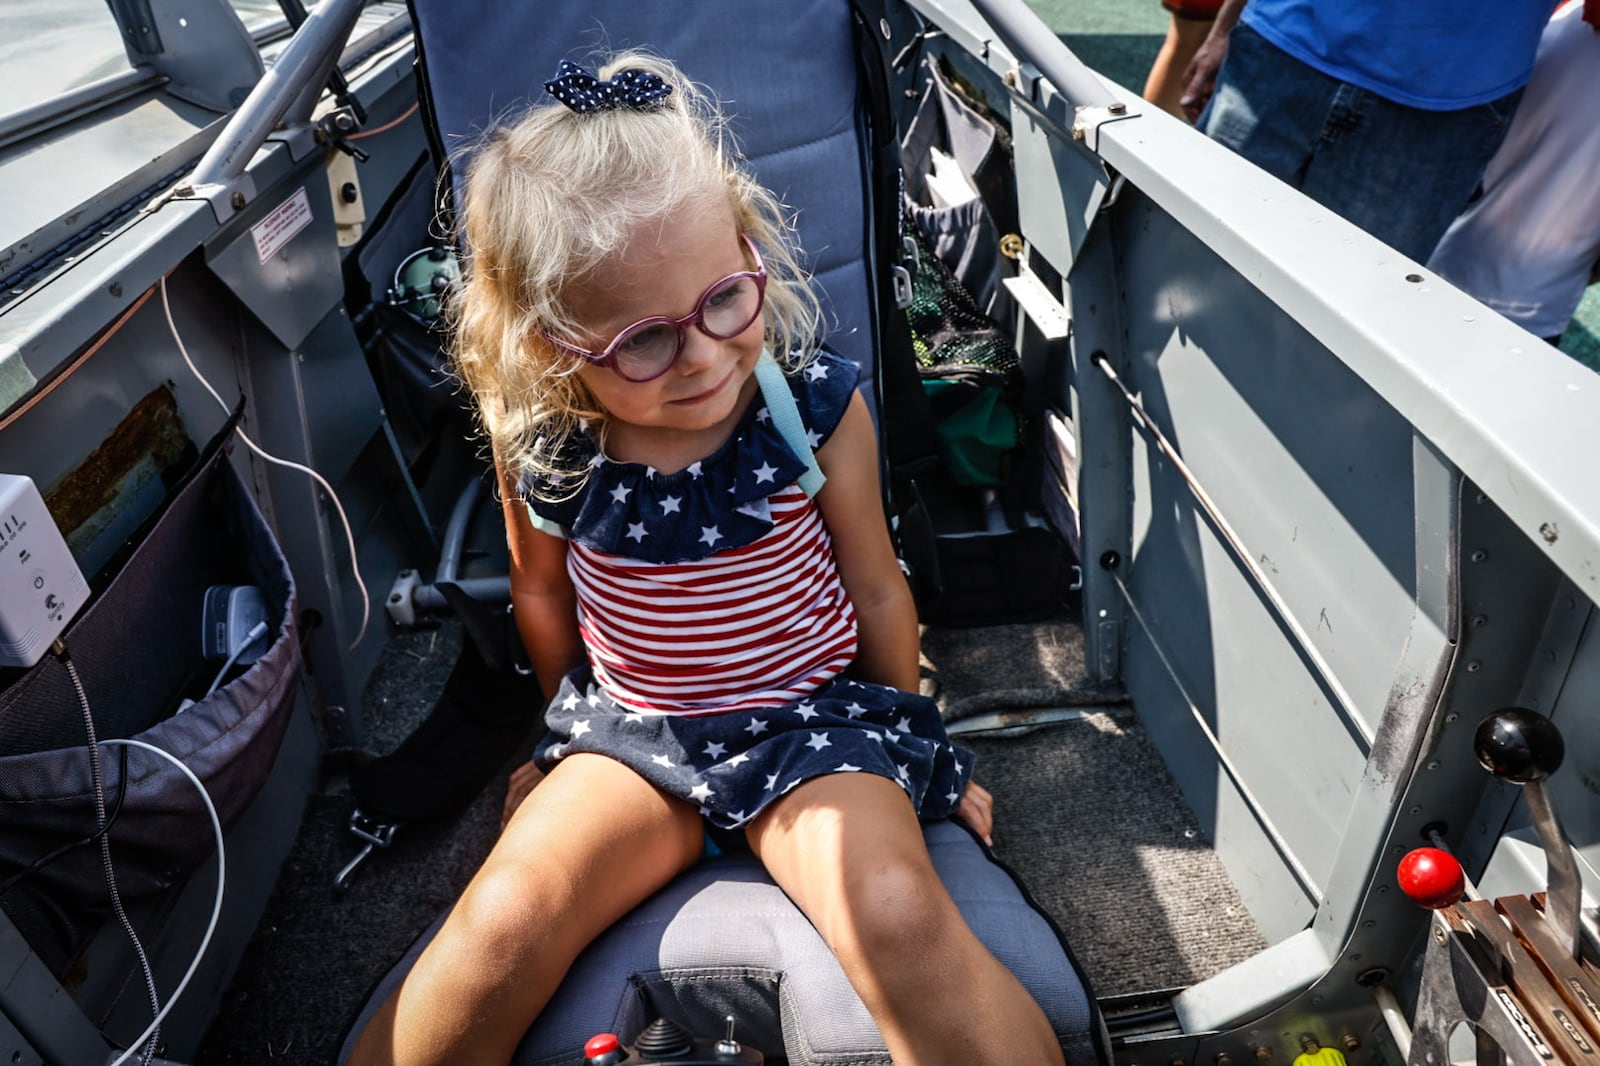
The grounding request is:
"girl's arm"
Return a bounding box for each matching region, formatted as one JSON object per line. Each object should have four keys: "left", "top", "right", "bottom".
{"left": 813, "top": 393, "right": 920, "bottom": 692}
{"left": 495, "top": 453, "right": 585, "bottom": 697}
{"left": 815, "top": 395, "right": 995, "bottom": 842}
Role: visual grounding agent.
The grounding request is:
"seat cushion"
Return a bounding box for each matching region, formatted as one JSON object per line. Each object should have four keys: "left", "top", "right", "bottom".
{"left": 340, "top": 821, "right": 1101, "bottom": 1065}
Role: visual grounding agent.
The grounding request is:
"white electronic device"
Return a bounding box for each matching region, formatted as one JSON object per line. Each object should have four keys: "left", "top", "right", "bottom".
{"left": 0, "top": 473, "right": 90, "bottom": 668}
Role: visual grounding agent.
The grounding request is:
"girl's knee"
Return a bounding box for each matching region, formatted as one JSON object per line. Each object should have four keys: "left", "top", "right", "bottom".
{"left": 452, "top": 868, "right": 538, "bottom": 952}
{"left": 447, "top": 861, "right": 584, "bottom": 971}
{"left": 839, "top": 855, "right": 961, "bottom": 959}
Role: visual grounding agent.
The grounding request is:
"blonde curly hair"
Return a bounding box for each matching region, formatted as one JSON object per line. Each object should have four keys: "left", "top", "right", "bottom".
{"left": 451, "top": 50, "right": 824, "bottom": 499}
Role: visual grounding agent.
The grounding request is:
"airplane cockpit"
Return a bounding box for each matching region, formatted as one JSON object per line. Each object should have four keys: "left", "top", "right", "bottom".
{"left": 1, "top": 2, "right": 1598, "bottom": 1064}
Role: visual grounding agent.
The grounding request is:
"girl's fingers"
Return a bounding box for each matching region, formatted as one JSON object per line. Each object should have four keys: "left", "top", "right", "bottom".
{"left": 956, "top": 779, "right": 995, "bottom": 845}
{"left": 501, "top": 762, "right": 547, "bottom": 829}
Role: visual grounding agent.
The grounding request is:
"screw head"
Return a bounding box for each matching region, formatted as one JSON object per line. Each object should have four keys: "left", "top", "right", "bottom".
{"left": 230, "top": 191, "right": 247, "bottom": 210}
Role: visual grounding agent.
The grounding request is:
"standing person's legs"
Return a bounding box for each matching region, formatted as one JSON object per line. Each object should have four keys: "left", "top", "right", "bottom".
{"left": 1297, "top": 87, "right": 1523, "bottom": 263}
{"left": 1202, "top": 24, "right": 1523, "bottom": 263}
{"left": 747, "top": 773, "right": 1064, "bottom": 1066}
{"left": 1198, "top": 23, "right": 1335, "bottom": 184}
{"left": 348, "top": 754, "right": 705, "bottom": 1066}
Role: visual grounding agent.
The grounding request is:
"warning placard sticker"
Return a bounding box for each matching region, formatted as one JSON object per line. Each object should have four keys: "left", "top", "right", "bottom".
{"left": 251, "top": 187, "right": 314, "bottom": 265}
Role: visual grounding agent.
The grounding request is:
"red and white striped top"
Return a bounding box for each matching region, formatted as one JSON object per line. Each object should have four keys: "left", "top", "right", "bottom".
{"left": 569, "top": 484, "right": 857, "bottom": 715}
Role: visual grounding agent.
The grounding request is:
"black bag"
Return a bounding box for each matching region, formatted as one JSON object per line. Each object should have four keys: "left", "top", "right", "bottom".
{"left": 889, "top": 55, "right": 1075, "bottom": 626}
{"left": 0, "top": 434, "right": 300, "bottom": 974}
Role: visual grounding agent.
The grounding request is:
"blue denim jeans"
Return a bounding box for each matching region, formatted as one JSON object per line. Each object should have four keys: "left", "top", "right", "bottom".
{"left": 1200, "top": 23, "right": 1523, "bottom": 263}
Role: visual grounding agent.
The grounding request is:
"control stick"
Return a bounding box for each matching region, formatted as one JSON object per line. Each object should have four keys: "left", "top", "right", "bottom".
{"left": 583, "top": 1015, "right": 763, "bottom": 1065}
{"left": 1473, "top": 707, "right": 1582, "bottom": 958}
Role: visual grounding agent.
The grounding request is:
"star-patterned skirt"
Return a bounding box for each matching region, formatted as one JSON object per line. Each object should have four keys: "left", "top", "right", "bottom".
{"left": 532, "top": 669, "right": 976, "bottom": 832}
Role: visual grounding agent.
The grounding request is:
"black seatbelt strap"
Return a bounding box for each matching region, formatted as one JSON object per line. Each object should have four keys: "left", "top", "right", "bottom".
{"left": 845, "top": 0, "right": 944, "bottom": 506}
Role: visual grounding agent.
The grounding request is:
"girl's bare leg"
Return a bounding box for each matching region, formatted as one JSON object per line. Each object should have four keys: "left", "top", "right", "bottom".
{"left": 349, "top": 754, "right": 705, "bottom": 1066}
{"left": 747, "top": 774, "right": 1064, "bottom": 1066}
{"left": 501, "top": 760, "right": 545, "bottom": 828}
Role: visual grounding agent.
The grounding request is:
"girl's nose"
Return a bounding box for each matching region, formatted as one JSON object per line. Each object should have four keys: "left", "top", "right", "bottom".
{"left": 675, "top": 324, "right": 722, "bottom": 372}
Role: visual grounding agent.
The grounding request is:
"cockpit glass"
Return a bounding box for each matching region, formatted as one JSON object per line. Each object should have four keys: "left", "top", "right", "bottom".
{"left": 1, "top": 1, "right": 131, "bottom": 120}
{"left": 229, "top": 0, "right": 322, "bottom": 34}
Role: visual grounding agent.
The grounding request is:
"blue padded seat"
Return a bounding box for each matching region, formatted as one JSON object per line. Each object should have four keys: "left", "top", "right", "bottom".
{"left": 340, "top": 822, "right": 1101, "bottom": 1066}
{"left": 412, "top": 0, "right": 878, "bottom": 393}
{"left": 377, "top": 1, "right": 1106, "bottom": 1060}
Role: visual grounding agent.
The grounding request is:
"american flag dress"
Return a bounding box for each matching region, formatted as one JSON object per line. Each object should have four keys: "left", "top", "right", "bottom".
{"left": 519, "top": 349, "right": 974, "bottom": 832}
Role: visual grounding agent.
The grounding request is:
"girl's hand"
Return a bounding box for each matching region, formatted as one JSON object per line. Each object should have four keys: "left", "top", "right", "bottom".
{"left": 955, "top": 780, "right": 995, "bottom": 846}
{"left": 501, "top": 761, "right": 546, "bottom": 829}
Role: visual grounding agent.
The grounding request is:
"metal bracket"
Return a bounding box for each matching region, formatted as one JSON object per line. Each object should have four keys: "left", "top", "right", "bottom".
{"left": 333, "top": 808, "right": 401, "bottom": 891}
{"left": 386, "top": 569, "right": 422, "bottom": 626}
{"left": 1071, "top": 101, "right": 1140, "bottom": 155}
{"left": 1411, "top": 904, "right": 1600, "bottom": 1065}
{"left": 892, "top": 234, "right": 919, "bottom": 310}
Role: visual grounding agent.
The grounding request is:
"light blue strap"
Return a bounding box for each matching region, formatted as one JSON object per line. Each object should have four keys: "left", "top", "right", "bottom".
{"left": 755, "top": 351, "right": 825, "bottom": 498}
{"left": 525, "top": 500, "right": 567, "bottom": 539}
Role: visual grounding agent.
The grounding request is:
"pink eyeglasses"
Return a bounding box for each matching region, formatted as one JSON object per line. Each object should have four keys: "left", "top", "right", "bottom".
{"left": 547, "top": 235, "right": 767, "bottom": 382}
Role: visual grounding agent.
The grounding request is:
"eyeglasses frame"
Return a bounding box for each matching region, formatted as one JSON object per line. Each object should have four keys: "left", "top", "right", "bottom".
{"left": 545, "top": 235, "right": 768, "bottom": 382}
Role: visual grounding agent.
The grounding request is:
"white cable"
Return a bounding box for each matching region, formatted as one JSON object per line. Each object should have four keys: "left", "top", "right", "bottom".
{"left": 158, "top": 276, "right": 371, "bottom": 649}
{"left": 205, "top": 620, "right": 271, "bottom": 698}
{"left": 98, "top": 738, "right": 226, "bottom": 1066}
{"left": 60, "top": 651, "right": 161, "bottom": 1065}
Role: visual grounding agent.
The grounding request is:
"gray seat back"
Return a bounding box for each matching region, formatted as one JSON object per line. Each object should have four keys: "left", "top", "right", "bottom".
{"left": 410, "top": 0, "right": 877, "bottom": 381}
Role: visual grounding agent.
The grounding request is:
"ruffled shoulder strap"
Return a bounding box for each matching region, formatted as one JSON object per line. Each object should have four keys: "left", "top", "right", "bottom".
{"left": 515, "top": 347, "right": 861, "bottom": 560}
{"left": 773, "top": 346, "right": 859, "bottom": 451}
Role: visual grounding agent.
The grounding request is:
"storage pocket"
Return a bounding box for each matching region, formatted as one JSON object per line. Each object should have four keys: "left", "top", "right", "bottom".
{"left": 0, "top": 438, "right": 300, "bottom": 974}
{"left": 895, "top": 58, "right": 1075, "bottom": 626}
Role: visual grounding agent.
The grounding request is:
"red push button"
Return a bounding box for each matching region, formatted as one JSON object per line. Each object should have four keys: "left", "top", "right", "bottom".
{"left": 584, "top": 1032, "right": 622, "bottom": 1059}
{"left": 1397, "top": 847, "right": 1465, "bottom": 909}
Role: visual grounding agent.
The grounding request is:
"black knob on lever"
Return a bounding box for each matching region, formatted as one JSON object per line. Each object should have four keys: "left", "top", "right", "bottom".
{"left": 1473, "top": 707, "right": 1581, "bottom": 958}
{"left": 1474, "top": 707, "right": 1565, "bottom": 782}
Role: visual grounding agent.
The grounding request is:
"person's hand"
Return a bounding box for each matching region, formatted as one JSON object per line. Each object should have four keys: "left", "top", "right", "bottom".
{"left": 501, "top": 761, "right": 546, "bottom": 829}
{"left": 955, "top": 780, "right": 994, "bottom": 846}
{"left": 1179, "top": 32, "right": 1230, "bottom": 121}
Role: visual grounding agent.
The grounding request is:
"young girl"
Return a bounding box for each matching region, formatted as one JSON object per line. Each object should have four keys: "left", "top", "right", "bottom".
{"left": 349, "top": 52, "right": 1065, "bottom": 1066}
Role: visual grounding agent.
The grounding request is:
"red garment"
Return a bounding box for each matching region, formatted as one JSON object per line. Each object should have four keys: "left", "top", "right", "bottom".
{"left": 1585, "top": 0, "right": 1598, "bottom": 28}
{"left": 571, "top": 485, "right": 858, "bottom": 715}
{"left": 1163, "top": 0, "right": 1226, "bottom": 19}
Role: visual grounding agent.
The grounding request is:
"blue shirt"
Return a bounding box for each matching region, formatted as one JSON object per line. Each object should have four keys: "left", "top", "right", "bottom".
{"left": 1241, "top": 0, "right": 1550, "bottom": 110}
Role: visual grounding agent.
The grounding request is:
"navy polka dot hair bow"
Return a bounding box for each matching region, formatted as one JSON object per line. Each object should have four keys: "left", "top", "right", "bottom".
{"left": 543, "top": 61, "right": 674, "bottom": 114}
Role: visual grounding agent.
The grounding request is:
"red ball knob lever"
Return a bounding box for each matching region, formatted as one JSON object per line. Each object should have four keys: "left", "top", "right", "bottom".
{"left": 1397, "top": 847, "right": 1465, "bottom": 909}
{"left": 584, "top": 1033, "right": 625, "bottom": 1066}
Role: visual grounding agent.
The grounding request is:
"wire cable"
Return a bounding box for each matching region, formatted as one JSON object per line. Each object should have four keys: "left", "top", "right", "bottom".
{"left": 0, "top": 745, "right": 128, "bottom": 896}
{"left": 205, "top": 620, "right": 270, "bottom": 698}
{"left": 98, "top": 738, "right": 226, "bottom": 1066}
{"left": 159, "top": 276, "right": 370, "bottom": 648}
{"left": 55, "top": 640, "right": 161, "bottom": 1066}
{"left": 346, "top": 100, "right": 418, "bottom": 140}
{"left": 0, "top": 286, "right": 157, "bottom": 434}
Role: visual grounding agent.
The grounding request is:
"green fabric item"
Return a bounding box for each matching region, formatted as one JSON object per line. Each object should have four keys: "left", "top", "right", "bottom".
{"left": 923, "top": 379, "right": 1018, "bottom": 487}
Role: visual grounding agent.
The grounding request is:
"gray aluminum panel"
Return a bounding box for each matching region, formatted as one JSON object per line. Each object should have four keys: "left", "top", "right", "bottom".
{"left": 110, "top": 0, "right": 263, "bottom": 113}
{"left": 1100, "top": 185, "right": 1452, "bottom": 941}
{"left": 1093, "top": 104, "right": 1600, "bottom": 604}
{"left": 206, "top": 171, "right": 346, "bottom": 350}
{"left": 1011, "top": 102, "right": 1110, "bottom": 276}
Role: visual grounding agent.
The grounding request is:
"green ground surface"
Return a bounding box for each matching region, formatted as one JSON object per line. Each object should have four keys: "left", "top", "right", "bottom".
{"left": 1022, "top": 1, "right": 1600, "bottom": 372}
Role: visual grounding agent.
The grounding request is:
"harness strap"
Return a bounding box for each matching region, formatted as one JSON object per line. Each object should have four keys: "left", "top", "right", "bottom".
{"left": 756, "top": 352, "right": 826, "bottom": 498}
